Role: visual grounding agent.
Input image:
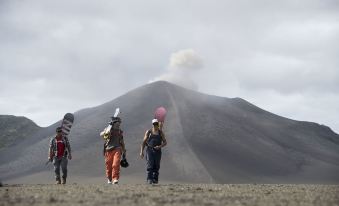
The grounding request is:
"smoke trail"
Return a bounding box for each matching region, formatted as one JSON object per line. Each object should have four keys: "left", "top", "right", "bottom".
{"left": 150, "top": 49, "right": 203, "bottom": 90}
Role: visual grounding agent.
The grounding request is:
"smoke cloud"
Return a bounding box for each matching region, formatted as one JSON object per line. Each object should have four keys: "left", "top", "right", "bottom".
{"left": 151, "top": 49, "right": 203, "bottom": 90}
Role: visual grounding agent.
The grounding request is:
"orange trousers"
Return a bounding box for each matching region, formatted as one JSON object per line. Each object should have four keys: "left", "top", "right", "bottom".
{"left": 105, "top": 148, "right": 122, "bottom": 181}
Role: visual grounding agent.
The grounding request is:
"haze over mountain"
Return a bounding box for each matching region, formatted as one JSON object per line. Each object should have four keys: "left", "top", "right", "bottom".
{"left": 0, "top": 81, "right": 338, "bottom": 184}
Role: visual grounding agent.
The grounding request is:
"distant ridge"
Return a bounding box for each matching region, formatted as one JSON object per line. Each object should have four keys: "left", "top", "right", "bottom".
{"left": 0, "top": 115, "right": 41, "bottom": 149}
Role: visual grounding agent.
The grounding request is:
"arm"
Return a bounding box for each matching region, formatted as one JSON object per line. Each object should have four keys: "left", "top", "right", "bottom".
{"left": 140, "top": 130, "right": 149, "bottom": 159}
{"left": 48, "top": 147, "right": 53, "bottom": 161}
{"left": 48, "top": 139, "right": 54, "bottom": 161}
{"left": 160, "top": 131, "right": 167, "bottom": 148}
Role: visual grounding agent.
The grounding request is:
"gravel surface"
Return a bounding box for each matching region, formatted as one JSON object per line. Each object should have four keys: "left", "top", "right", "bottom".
{"left": 1, "top": 184, "right": 339, "bottom": 206}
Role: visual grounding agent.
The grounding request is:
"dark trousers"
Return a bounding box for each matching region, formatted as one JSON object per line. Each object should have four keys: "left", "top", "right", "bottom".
{"left": 53, "top": 156, "right": 68, "bottom": 180}
{"left": 146, "top": 148, "right": 162, "bottom": 182}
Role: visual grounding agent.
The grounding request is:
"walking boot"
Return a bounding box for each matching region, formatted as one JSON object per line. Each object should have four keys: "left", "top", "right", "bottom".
{"left": 61, "top": 178, "right": 66, "bottom": 184}
{"left": 55, "top": 178, "right": 61, "bottom": 184}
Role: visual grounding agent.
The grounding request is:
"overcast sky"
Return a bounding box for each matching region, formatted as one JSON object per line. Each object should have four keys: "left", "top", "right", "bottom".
{"left": 0, "top": 0, "right": 338, "bottom": 133}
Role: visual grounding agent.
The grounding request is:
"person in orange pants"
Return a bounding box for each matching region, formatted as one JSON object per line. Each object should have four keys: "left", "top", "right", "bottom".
{"left": 105, "top": 147, "right": 122, "bottom": 182}
{"left": 101, "top": 117, "right": 126, "bottom": 184}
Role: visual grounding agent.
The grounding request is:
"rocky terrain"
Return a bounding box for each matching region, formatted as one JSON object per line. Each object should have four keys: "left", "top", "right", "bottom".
{"left": 1, "top": 183, "right": 338, "bottom": 206}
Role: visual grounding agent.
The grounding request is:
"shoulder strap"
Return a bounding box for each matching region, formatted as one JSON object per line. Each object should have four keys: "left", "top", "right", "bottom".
{"left": 147, "top": 129, "right": 152, "bottom": 138}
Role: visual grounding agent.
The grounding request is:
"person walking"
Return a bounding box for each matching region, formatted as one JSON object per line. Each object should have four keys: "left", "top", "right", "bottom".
{"left": 101, "top": 117, "right": 126, "bottom": 184}
{"left": 140, "top": 119, "right": 167, "bottom": 184}
{"left": 48, "top": 127, "right": 72, "bottom": 184}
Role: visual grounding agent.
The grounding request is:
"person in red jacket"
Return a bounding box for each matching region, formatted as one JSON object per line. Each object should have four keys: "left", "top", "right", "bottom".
{"left": 48, "top": 127, "right": 72, "bottom": 184}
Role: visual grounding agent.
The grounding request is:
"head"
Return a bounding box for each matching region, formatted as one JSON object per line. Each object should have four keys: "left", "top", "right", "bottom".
{"left": 152, "top": 119, "right": 159, "bottom": 130}
{"left": 56, "top": 127, "right": 62, "bottom": 135}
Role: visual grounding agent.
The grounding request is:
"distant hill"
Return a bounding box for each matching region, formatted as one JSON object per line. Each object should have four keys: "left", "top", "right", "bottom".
{"left": 0, "top": 115, "right": 41, "bottom": 149}
{"left": 0, "top": 81, "right": 338, "bottom": 184}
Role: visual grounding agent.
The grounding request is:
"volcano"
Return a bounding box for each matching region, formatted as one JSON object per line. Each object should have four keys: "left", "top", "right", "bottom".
{"left": 1, "top": 81, "right": 339, "bottom": 184}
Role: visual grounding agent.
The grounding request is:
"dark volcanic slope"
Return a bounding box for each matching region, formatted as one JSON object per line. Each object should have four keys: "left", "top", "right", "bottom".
{"left": 0, "top": 81, "right": 339, "bottom": 183}
{"left": 0, "top": 115, "right": 41, "bottom": 149}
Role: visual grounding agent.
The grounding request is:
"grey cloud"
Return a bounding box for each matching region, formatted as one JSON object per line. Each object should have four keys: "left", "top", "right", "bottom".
{"left": 0, "top": 0, "right": 338, "bottom": 133}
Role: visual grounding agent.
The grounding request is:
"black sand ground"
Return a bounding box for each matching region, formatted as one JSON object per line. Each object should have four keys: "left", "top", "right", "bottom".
{"left": 1, "top": 184, "right": 338, "bottom": 206}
